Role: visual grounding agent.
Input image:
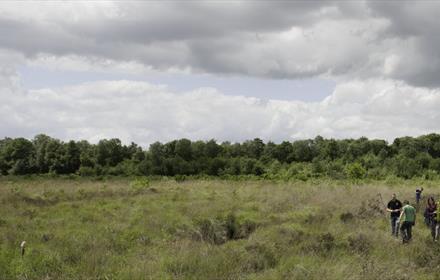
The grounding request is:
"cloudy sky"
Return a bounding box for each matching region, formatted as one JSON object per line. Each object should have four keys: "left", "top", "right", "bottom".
{"left": 1, "top": 1, "right": 440, "bottom": 146}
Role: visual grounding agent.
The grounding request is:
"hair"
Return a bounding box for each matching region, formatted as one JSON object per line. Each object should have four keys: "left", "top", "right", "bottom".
{"left": 428, "top": 196, "right": 436, "bottom": 207}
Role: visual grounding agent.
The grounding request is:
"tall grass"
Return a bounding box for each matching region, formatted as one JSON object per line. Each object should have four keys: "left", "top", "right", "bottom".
{"left": 0, "top": 177, "right": 439, "bottom": 279}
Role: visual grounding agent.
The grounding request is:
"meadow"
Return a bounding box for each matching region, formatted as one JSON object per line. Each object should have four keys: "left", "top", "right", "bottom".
{"left": 1, "top": 177, "right": 440, "bottom": 280}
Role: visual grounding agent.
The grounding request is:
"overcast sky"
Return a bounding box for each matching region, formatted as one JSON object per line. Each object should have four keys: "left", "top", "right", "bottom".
{"left": 1, "top": 1, "right": 440, "bottom": 146}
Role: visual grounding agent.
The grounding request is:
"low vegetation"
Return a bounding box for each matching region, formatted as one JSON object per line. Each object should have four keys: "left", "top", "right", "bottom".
{"left": 1, "top": 177, "right": 440, "bottom": 279}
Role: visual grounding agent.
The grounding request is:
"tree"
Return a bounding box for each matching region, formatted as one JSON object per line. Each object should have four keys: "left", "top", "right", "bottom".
{"left": 273, "top": 141, "right": 293, "bottom": 163}
{"left": 0, "top": 138, "right": 12, "bottom": 175}
{"left": 205, "top": 139, "right": 222, "bottom": 158}
{"left": 33, "top": 134, "right": 53, "bottom": 173}
{"left": 65, "top": 140, "right": 80, "bottom": 173}
{"left": 175, "top": 138, "right": 192, "bottom": 161}
{"left": 292, "top": 140, "right": 315, "bottom": 162}
{"left": 97, "top": 139, "right": 124, "bottom": 167}
{"left": 393, "top": 155, "right": 420, "bottom": 179}
{"left": 192, "top": 140, "right": 206, "bottom": 160}
{"left": 78, "top": 140, "right": 95, "bottom": 168}
{"left": 207, "top": 157, "right": 226, "bottom": 175}
{"left": 242, "top": 138, "right": 265, "bottom": 159}
{"left": 2, "top": 138, "right": 36, "bottom": 175}
{"left": 322, "top": 139, "right": 340, "bottom": 161}
{"left": 261, "top": 141, "right": 277, "bottom": 163}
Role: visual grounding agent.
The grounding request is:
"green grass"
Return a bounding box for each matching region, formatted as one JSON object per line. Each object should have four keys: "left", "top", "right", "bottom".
{"left": 1, "top": 177, "right": 440, "bottom": 279}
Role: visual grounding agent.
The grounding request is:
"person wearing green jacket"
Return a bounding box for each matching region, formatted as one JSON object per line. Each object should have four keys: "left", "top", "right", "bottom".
{"left": 399, "top": 200, "right": 416, "bottom": 244}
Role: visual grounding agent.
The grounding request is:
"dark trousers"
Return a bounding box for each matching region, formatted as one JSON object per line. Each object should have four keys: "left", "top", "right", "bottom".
{"left": 400, "top": 221, "right": 414, "bottom": 243}
{"left": 390, "top": 216, "right": 399, "bottom": 237}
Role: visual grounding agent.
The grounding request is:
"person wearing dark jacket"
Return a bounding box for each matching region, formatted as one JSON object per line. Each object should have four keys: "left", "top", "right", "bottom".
{"left": 416, "top": 187, "right": 424, "bottom": 206}
{"left": 387, "top": 194, "right": 403, "bottom": 237}
{"left": 425, "top": 197, "right": 437, "bottom": 241}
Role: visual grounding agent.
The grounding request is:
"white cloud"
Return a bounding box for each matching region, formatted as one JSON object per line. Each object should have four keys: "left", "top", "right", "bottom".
{"left": 25, "top": 54, "right": 155, "bottom": 75}
{"left": 1, "top": 77, "right": 440, "bottom": 146}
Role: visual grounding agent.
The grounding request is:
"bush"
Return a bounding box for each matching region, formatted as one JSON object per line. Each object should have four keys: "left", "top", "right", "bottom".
{"left": 174, "top": 174, "right": 187, "bottom": 182}
{"left": 346, "top": 163, "right": 366, "bottom": 180}
{"left": 347, "top": 233, "right": 371, "bottom": 254}
{"left": 194, "top": 218, "right": 226, "bottom": 245}
{"left": 318, "top": 232, "right": 335, "bottom": 252}
{"left": 194, "top": 214, "right": 258, "bottom": 245}
{"left": 340, "top": 212, "right": 355, "bottom": 223}
{"left": 277, "top": 224, "right": 306, "bottom": 245}
{"left": 423, "top": 169, "right": 439, "bottom": 180}
{"left": 393, "top": 156, "right": 420, "bottom": 179}
{"left": 129, "top": 177, "right": 150, "bottom": 193}
{"left": 78, "top": 166, "right": 95, "bottom": 177}
{"left": 244, "top": 242, "right": 278, "bottom": 272}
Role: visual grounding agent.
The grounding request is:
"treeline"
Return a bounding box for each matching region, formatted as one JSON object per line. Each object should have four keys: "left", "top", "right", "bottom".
{"left": 2, "top": 134, "right": 440, "bottom": 180}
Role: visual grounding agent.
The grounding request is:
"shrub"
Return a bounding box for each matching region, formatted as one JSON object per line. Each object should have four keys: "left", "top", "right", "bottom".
{"left": 78, "top": 166, "right": 95, "bottom": 177}
{"left": 129, "top": 177, "right": 150, "bottom": 193}
{"left": 194, "top": 218, "right": 226, "bottom": 245}
{"left": 340, "top": 212, "right": 355, "bottom": 223}
{"left": 346, "top": 163, "right": 366, "bottom": 180}
{"left": 318, "top": 232, "right": 335, "bottom": 252}
{"left": 174, "top": 174, "right": 186, "bottom": 182}
{"left": 347, "top": 233, "right": 371, "bottom": 254}
{"left": 194, "top": 214, "right": 258, "bottom": 245}
{"left": 244, "top": 242, "right": 278, "bottom": 272}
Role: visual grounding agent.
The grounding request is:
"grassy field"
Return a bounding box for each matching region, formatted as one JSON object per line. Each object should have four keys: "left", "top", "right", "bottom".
{"left": 1, "top": 177, "right": 440, "bottom": 280}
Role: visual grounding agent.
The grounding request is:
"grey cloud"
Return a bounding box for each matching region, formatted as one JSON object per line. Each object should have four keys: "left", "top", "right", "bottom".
{"left": 368, "top": 2, "right": 440, "bottom": 38}
{"left": 368, "top": 2, "right": 440, "bottom": 87}
{"left": 76, "top": 2, "right": 334, "bottom": 43}
{"left": 1, "top": 1, "right": 440, "bottom": 87}
{"left": 0, "top": 2, "right": 370, "bottom": 78}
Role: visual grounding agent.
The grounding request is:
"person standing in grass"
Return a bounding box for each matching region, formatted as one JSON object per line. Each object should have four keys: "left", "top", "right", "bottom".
{"left": 424, "top": 196, "right": 438, "bottom": 241}
{"left": 387, "top": 194, "right": 403, "bottom": 237}
{"left": 424, "top": 196, "right": 436, "bottom": 227}
{"left": 433, "top": 200, "right": 440, "bottom": 242}
{"left": 415, "top": 187, "right": 424, "bottom": 206}
{"left": 399, "top": 200, "right": 416, "bottom": 244}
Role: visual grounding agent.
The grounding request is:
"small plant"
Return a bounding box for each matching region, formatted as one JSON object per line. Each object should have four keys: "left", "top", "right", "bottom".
{"left": 194, "top": 218, "right": 226, "bottom": 245}
{"left": 76, "top": 188, "right": 87, "bottom": 199}
{"left": 244, "top": 242, "right": 278, "bottom": 272}
{"left": 78, "top": 166, "right": 96, "bottom": 177}
{"left": 194, "top": 214, "right": 258, "bottom": 245}
{"left": 9, "top": 184, "right": 23, "bottom": 197}
{"left": 130, "top": 177, "right": 150, "bottom": 193}
{"left": 348, "top": 233, "right": 371, "bottom": 254}
{"left": 340, "top": 212, "right": 355, "bottom": 223}
{"left": 174, "top": 175, "right": 186, "bottom": 182}
{"left": 318, "top": 232, "right": 335, "bottom": 252}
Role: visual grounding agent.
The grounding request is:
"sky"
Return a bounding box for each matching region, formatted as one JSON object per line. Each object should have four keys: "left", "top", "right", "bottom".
{"left": 1, "top": 1, "right": 440, "bottom": 147}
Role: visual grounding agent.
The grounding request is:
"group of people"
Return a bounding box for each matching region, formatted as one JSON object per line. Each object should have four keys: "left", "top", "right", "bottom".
{"left": 386, "top": 188, "right": 440, "bottom": 243}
